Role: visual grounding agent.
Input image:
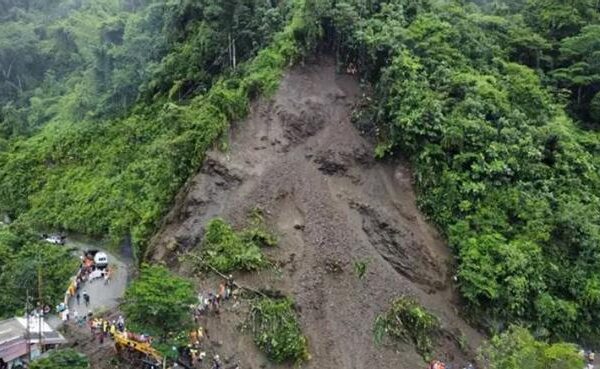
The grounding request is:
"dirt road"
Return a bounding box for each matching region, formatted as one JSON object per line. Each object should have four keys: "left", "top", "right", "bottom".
{"left": 148, "top": 58, "right": 483, "bottom": 369}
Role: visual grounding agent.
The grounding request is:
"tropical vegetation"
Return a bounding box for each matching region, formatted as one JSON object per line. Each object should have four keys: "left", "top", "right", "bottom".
{"left": 248, "top": 297, "right": 309, "bottom": 363}
{"left": 30, "top": 349, "right": 89, "bottom": 369}
{"left": 1, "top": 0, "right": 600, "bottom": 364}
{"left": 122, "top": 264, "right": 196, "bottom": 338}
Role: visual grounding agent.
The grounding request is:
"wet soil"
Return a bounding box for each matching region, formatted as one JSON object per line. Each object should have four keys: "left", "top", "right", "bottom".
{"left": 148, "top": 58, "right": 484, "bottom": 369}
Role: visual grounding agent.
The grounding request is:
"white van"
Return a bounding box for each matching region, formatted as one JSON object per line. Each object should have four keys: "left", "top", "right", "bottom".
{"left": 94, "top": 252, "right": 108, "bottom": 267}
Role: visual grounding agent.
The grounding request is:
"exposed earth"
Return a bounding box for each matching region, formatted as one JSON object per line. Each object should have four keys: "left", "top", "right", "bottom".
{"left": 146, "top": 58, "right": 485, "bottom": 369}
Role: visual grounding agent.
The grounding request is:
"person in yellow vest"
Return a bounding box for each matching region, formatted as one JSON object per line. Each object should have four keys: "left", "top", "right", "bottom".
{"left": 110, "top": 321, "right": 117, "bottom": 338}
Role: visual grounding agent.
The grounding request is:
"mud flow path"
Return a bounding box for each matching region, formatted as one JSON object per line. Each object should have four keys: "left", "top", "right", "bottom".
{"left": 149, "top": 59, "right": 483, "bottom": 369}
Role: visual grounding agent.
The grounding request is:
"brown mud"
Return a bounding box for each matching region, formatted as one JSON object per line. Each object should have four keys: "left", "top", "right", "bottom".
{"left": 148, "top": 58, "right": 484, "bottom": 369}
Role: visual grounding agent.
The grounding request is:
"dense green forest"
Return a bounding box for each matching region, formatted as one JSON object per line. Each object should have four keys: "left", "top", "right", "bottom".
{"left": 319, "top": 0, "right": 600, "bottom": 342}
{"left": 0, "top": 0, "right": 310, "bottom": 257}
{"left": 0, "top": 0, "right": 599, "bottom": 356}
{"left": 0, "top": 224, "right": 77, "bottom": 318}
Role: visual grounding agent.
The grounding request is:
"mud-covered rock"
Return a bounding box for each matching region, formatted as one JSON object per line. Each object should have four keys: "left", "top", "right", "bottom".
{"left": 314, "top": 150, "right": 348, "bottom": 175}
{"left": 279, "top": 101, "right": 327, "bottom": 144}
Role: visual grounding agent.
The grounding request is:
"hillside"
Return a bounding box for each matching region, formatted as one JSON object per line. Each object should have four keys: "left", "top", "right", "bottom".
{"left": 0, "top": 0, "right": 599, "bottom": 368}
{"left": 149, "top": 59, "right": 482, "bottom": 368}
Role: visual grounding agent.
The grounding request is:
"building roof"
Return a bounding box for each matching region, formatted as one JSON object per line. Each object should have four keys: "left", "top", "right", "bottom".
{"left": 0, "top": 319, "right": 25, "bottom": 346}
{"left": 0, "top": 317, "right": 67, "bottom": 362}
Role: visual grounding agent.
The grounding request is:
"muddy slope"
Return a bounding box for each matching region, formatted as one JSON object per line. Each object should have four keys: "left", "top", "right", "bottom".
{"left": 149, "top": 59, "right": 483, "bottom": 369}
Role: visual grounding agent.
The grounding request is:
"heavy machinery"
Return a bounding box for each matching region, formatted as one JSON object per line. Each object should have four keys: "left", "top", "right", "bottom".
{"left": 114, "top": 331, "right": 196, "bottom": 369}
{"left": 114, "top": 331, "right": 163, "bottom": 369}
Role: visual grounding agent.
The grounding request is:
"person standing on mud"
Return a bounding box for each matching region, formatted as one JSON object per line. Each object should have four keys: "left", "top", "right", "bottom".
{"left": 83, "top": 291, "right": 90, "bottom": 306}
{"left": 90, "top": 319, "right": 96, "bottom": 341}
{"left": 212, "top": 355, "right": 222, "bottom": 369}
{"left": 76, "top": 292, "right": 80, "bottom": 305}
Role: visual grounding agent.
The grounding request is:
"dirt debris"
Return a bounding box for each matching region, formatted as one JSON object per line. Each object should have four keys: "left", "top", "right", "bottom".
{"left": 148, "top": 58, "right": 483, "bottom": 369}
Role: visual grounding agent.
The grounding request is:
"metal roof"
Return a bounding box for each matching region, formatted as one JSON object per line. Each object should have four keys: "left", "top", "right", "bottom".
{"left": 0, "top": 317, "right": 67, "bottom": 361}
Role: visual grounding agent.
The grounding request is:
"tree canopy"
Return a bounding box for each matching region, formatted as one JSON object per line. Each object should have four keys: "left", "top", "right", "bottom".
{"left": 0, "top": 225, "right": 78, "bottom": 319}
{"left": 480, "top": 326, "right": 584, "bottom": 369}
{"left": 122, "top": 264, "right": 196, "bottom": 338}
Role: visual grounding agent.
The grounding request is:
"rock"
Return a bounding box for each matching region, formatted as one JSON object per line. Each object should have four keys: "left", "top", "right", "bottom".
{"left": 166, "top": 240, "right": 178, "bottom": 252}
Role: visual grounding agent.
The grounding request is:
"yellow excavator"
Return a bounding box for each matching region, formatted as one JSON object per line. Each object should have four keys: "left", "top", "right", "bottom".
{"left": 114, "top": 331, "right": 163, "bottom": 369}
{"left": 114, "top": 330, "right": 199, "bottom": 369}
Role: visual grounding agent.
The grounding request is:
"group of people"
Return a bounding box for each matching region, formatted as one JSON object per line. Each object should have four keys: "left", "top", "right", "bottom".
{"left": 429, "top": 361, "right": 474, "bottom": 369}
{"left": 75, "top": 290, "right": 91, "bottom": 307}
{"left": 194, "top": 275, "right": 237, "bottom": 320}
{"left": 582, "top": 350, "right": 596, "bottom": 369}
{"left": 76, "top": 257, "right": 112, "bottom": 285}
{"left": 172, "top": 354, "right": 235, "bottom": 369}
{"left": 86, "top": 314, "right": 127, "bottom": 344}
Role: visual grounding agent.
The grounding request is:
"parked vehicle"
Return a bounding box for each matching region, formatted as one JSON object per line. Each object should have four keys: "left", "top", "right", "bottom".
{"left": 94, "top": 252, "right": 109, "bottom": 268}
{"left": 43, "top": 234, "right": 65, "bottom": 245}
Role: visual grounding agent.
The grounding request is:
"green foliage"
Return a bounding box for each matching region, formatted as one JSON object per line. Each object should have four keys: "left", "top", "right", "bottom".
{"left": 248, "top": 298, "right": 309, "bottom": 363}
{"left": 0, "top": 225, "right": 78, "bottom": 319}
{"left": 373, "top": 296, "right": 440, "bottom": 360}
{"left": 480, "top": 326, "right": 584, "bottom": 369}
{"left": 0, "top": 0, "right": 309, "bottom": 261}
{"left": 321, "top": 0, "right": 600, "bottom": 341}
{"left": 202, "top": 218, "right": 271, "bottom": 273}
{"left": 591, "top": 92, "right": 600, "bottom": 124}
{"left": 241, "top": 209, "right": 278, "bottom": 248}
{"left": 122, "top": 264, "right": 196, "bottom": 338}
{"left": 30, "top": 349, "right": 89, "bottom": 369}
{"left": 353, "top": 259, "right": 369, "bottom": 279}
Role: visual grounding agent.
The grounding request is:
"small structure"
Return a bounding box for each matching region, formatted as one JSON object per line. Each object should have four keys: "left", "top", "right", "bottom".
{"left": 0, "top": 316, "right": 67, "bottom": 368}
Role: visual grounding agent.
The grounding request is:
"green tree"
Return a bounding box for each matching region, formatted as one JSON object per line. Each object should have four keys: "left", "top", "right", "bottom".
{"left": 591, "top": 91, "right": 600, "bottom": 123}
{"left": 122, "top": 264, "right": 196, "bottom": 338}
{"left": 553, "top": 25, "right": 600, "bottom": 123}
{"left": 480, "top": 326, "right": 584, "bottom": 369}
{"left": 30, "top": 349, "right": 89, "bottom": 369}
{"left": 0, "top": 242, "right": 78, "bottom": 318}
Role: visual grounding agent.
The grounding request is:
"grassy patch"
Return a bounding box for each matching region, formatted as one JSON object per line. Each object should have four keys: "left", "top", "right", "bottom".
{"left": 374, "top": 296, "right": 440, "bottom": 360}
{"left": 353, "top": 258, "right": 370, "bottom": 279}
{"left": 248, "top": 297, "right": 309, "bottom": 363}
{"left": 201, "top": 218, "right": 277, "bottom": 273}
{"left": 241, "top": 209, "right": 278, "bottom": 248}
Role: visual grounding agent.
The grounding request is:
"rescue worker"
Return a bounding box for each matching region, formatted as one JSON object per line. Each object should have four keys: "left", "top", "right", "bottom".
{"left": 110, "top": 321, "right": 117, "bottom": 338}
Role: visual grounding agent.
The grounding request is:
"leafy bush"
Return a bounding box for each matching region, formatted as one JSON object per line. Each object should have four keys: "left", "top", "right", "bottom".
{"left": 374, "top": 297, "right": 440, "bottom": 359}
{"left": 122, "top": 264, "right": 196, "bottom": 338}
{"left": 30, "top": 349, "right": 89, "bottom": 369}
{"left": 202, "top": 218, "right": 271, "bottom": 273}
{"left": 480, "top": 326, "right": 584, "bottom": 369}
{"left": 248, "top": 298, "right": 309, "bottom": 363}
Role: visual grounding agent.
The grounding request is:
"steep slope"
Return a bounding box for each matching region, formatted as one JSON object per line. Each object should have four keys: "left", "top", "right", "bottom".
{"left": 148, "top": 58, "right": 483, "bottom": 369}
